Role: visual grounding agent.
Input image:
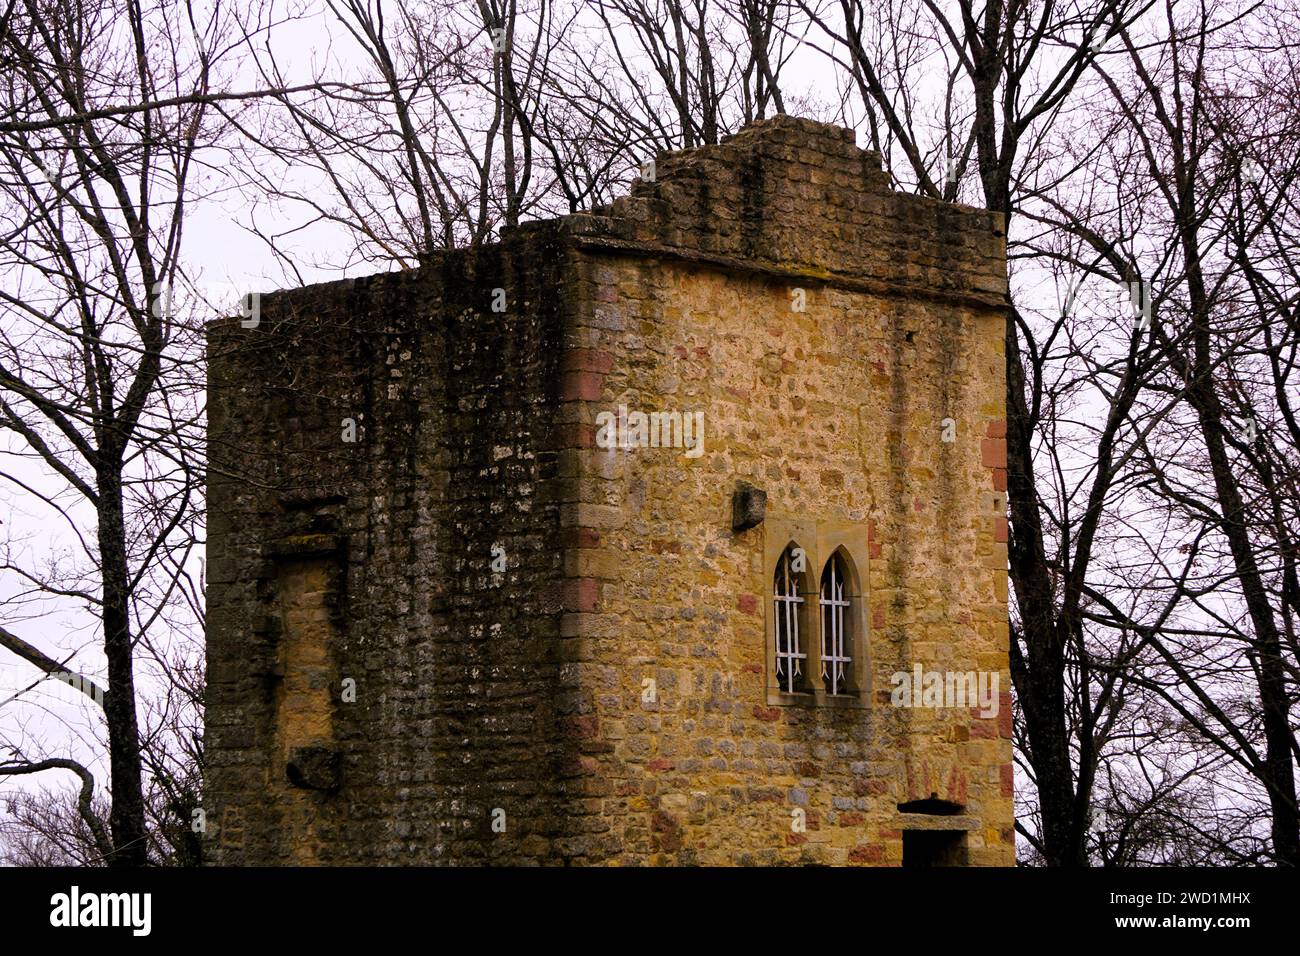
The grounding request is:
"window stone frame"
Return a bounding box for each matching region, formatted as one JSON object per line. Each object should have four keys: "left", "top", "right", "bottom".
{"left": 763, "top": 518, "right": 870, "bottom": 708}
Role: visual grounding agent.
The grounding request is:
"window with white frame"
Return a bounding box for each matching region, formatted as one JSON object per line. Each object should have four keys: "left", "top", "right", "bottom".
{"left": 773, "top": 545, "right": 808, "bottom": 693}
{"left": 819, "top": 552, "right": 853, "bottom": 695}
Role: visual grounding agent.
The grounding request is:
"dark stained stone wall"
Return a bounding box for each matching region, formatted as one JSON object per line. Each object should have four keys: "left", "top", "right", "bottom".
{"left": 206, "top": 224, "right": 588, "bottom": 863}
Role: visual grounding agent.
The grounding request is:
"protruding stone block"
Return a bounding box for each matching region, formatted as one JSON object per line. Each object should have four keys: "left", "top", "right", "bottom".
{"left": 286, "top": 746, "right": 341, "bottom": 791}
{"left": 732, "top": 482, "right": 767, "bottom": 533}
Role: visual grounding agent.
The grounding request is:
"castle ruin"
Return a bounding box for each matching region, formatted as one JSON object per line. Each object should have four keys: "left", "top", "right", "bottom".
{"left": 204, "top": 115, "right": 1014, "bottom": 865}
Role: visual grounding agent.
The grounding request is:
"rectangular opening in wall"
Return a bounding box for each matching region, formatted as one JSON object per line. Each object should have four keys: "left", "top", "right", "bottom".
{"left": 902, "top": 829, "right": 968, "bottom": 867}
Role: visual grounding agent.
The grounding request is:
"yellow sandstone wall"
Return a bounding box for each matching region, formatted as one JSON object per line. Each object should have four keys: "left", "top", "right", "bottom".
{"left": 557, "top": 265, "right": 1012, "bottom": 864}
{"left": 552, "top": 116, "right": 1014, "bottom": 864}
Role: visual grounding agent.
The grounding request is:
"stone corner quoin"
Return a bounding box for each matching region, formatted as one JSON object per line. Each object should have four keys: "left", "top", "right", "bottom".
{"left": 204, "top": 113, "right": 1014, "bottom": 867}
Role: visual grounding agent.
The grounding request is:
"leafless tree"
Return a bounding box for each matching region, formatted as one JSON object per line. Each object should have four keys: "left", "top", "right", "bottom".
{"left": 0, "top": 0, "right": 240, "bottom": 866}
{"left": 229, "top": 0, "right": 808, "bottom": 271}
{"left": 1074, "top": 0, "right": 1300, "bottom": 864}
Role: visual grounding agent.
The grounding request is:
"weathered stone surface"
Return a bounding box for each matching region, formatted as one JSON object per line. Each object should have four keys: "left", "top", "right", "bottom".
{"left": 205, "top": 115, "right": 1013, "bottom": 866}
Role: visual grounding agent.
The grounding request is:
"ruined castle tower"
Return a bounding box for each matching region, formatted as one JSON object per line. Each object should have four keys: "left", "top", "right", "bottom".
{"left": 205, "top": 116, "right": 1014, "bottom": 865}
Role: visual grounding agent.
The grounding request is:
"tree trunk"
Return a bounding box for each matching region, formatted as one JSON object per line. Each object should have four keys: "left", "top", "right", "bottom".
{"left": 97, "top": 467, "right": 149, "bottom": 866}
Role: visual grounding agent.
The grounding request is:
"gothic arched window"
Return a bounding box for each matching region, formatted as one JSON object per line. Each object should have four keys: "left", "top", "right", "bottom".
{"left": 819, "top": 552, "right": 853, "bottom": 695}
{"left": 773, "top": 544, "right": 809, "bottom": 693}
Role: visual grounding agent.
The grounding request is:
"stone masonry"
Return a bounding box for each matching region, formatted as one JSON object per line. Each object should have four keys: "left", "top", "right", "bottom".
{"left": 204, "top": 115, "right": 1014, "bottom": 865}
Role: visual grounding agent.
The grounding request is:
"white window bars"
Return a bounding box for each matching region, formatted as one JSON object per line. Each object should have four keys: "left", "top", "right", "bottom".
{"left": 819, "top": 554, "right": 852, "bottom": 694}
{"left": 774, "top": 546, "right": 806, "bottom": 693}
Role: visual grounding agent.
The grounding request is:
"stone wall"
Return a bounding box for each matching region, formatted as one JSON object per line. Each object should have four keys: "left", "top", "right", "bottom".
{"left": 205, "top": 115, "right": 1013, "bottom": 865}
{"left": 207, "top": 235, "right": 590, "bottom": 863}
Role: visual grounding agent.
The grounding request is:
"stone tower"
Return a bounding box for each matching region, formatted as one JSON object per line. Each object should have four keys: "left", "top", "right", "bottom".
{"left": 205, "top": 115, "right": 1014, "bottom": 865}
